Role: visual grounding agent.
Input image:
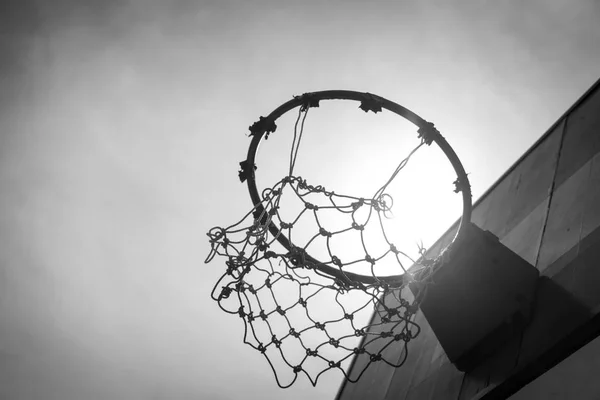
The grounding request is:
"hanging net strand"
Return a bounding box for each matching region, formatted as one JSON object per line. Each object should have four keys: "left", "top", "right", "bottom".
{"left": 206, "top": 90, "right": 472, "bottom": 388}
{"left": 289, "top": 105, "right": 309, "bottom": 176}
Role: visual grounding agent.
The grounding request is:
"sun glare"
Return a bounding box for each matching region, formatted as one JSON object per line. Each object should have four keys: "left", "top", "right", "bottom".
{"left": 254, "top": 98, "right": 463, "bottom": 277}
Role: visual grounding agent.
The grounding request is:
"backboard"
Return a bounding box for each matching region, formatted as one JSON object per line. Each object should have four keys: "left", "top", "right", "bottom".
{"left": 337, "top": 77, "right": 600, "bottom": 400}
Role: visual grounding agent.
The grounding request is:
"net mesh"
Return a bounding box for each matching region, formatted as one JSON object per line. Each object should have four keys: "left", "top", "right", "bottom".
{"left": 206, "top": 101, "right": 444, "bottom": 387}
{"left": 207, "top": 175, "right": 437, "bottom": 387}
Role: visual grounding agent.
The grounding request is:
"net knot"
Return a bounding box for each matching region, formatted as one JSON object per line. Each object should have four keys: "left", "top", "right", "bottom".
{"left": 351, "top": 222, "right": 364, "bottom": 231}
{"left": 280, "top": 222, "right": 292, "bottom": 229}
{"left": 272, "top": 335, "right": 282, "bottom": 348}
{"left": 315, "top": 322, "right": 326, "bottom": 330}
{"left": 394, "top": 333, "right": 406, "bottom": 341}
{"left": 319, "top": 228, "right": 332, "bottom": 237}
{"left": 257, "top": 343, "right": 266, "bottom": 354}
{"left": 225, "top": 263, "right": 237, "bottom": 276}
{"left": 219, "top": 286, "right": 232, "bottom": 300}
{"left": 331, "top": 256, "right": 342, "bottom": 267}
{"left": 351, "top": 198, "right": 364, "bottom": 210}
{"left": 305, "top": 202, "right": 318, "bottom": 210}
{"left": 306, "top": 348, "right": 318, "bottom": 357}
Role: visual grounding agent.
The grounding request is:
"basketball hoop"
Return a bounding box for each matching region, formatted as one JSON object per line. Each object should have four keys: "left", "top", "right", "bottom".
{"left": 206, "top": 90, "right": 472, "bottom": 387}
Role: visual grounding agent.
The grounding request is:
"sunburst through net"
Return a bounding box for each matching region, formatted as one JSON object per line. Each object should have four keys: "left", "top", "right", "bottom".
{"left": 206, "top": 91, "right": 470, "bottom": 387}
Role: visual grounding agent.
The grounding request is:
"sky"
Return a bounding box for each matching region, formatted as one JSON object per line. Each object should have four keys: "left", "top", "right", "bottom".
{"left": 0, "top": 1, "right": 599, "bottom": 399}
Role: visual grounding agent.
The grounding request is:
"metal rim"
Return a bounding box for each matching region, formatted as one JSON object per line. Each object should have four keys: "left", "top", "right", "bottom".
{"left": 243, "top": 90, "right": 472, "bottom": 286}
